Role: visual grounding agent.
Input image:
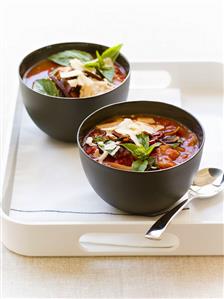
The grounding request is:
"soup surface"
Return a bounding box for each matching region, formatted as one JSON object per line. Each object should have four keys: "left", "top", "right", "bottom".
{"left": 23, "top": 44, "right": 127, "bottom": 98}
{"left": 82, "top": 115, "right": 199, "bottom": 172}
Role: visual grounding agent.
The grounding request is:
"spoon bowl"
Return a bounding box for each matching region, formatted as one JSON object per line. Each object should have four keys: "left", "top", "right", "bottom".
{"left": 190, "top": 168, "right": 224, "bottom": 197}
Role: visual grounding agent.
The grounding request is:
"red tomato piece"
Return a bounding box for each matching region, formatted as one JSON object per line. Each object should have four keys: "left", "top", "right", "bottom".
{"left": 165, "top": 148, "right": 180, "bottom": 160}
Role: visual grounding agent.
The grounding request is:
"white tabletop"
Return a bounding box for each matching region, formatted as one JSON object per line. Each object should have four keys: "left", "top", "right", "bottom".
{"left": 1, "top": 0, "right": 223, "bottom": 298}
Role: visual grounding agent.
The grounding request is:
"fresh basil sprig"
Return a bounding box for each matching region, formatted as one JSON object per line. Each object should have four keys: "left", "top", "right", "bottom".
{"left": 92, "top": 136, "right": 107, "bottom": 143}
{"left": 121, "top": 133, "right": 160, "bottom": 172}
{"left": 48, "top": 50, "right": 93, "bottom": 66}
{"left": 132, "top": 156, "right": 158, "bottom": 172}
{"left": 33, "top": 79, "right": 60, "bottom": 96}
{"left": 132, "top": 160, "right": 148, "bottom": 172}
{"left": 98, "top": 68, "right": 115, "bottom": 83}
{"left": 101, "top": 44, "right": 122, "bottom": 61}
{"left": 84, "top": 44, "right": 122, "bottom": 82}
{"left": 122, "top": 142, "right": 161, "bottom": 160}
{"left": 136, "top": 133, "right": 150, "bottom": 150}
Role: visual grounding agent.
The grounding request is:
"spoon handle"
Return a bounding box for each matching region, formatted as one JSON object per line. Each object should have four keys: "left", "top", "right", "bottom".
{"left": 145, "top": 193, "right": 195, "bottom": 240}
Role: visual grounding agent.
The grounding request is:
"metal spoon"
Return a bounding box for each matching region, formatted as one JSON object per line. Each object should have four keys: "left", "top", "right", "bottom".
{"left": 145, "top": 168, "right": 224, "bottom": 240}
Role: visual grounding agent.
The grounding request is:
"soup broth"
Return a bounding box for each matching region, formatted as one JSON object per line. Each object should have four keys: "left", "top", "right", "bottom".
{"left": 23, "top": 44, "right": 127, "bottom": 98}
{"left": 82, "top": 115, "right": 199, "bottom": 172}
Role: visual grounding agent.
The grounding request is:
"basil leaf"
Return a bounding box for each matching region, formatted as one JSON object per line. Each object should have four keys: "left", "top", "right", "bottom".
{"left": 85, "top": 56, "right": 115, "bottom": 82}
{"left": 96, "top": 51, "right": 104, "bottom": 68}
{"left": 85, "top": 58, "right": 98, "bottom": 67}
{"left": 93, "top": 136, "right": 107, "bottom": 143}
{"left": 137, "top": 133, "right": 150, "bottom": 149}
{"left": 33, "top": 79, "right": 59, "bottom": 96}
{"left": 145, "top": 142, "right": 161, "bottom": 155}
{"left": 122, "top": 143, "right": 139, "bottom": 152}
{"left": 134, "top": 146, "right": 149, "bottom": 158}
{"left": 122, "top": 142, "right": 161, "bottom": 160}
{"left": 95, "top": 50, "right": 115, "bottom": 82}
{"left": 48, "top": 50, "right": 93, "bottom": 66}
{"left": 101, "top": 44, "right": 122, "bottom": 62}
{"left": 132, "top": 157, "right": 157, "bottom": 172}
{"left": 84, "top": 44, "right": 121, "bottom": 81}
{"left": 132, "top": 160, "right": 148, "bottom": 172}
{"left": 122, "top": 143, "right": 146, "bottom": 159}
{"left": 99, "top": 67, "right": 114, "bottom": 82}
{"left": 121, "top": 143, "right": 140, "bottom": 157}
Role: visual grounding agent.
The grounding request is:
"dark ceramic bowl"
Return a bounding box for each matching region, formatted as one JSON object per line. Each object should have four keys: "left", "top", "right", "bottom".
{"left": 19, "top": 42, "right": 130, "bottom": 142}
{"left": 77, "top": 101, "right": 205, "bottom": 215}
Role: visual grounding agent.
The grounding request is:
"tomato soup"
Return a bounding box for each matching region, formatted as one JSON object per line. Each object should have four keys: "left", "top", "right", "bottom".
{"left": 82, "top": 115, "right": 199, "bottom": 172}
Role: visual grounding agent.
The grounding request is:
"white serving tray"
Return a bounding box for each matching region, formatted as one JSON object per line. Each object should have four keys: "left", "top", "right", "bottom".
{"left": 2, "top": 62, "right": 224, "bottom": 256}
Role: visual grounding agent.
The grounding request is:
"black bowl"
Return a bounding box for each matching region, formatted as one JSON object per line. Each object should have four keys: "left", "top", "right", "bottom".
{"left": 77, "top": 101, "right": 205, "bottom": 215}
{"left": 19, "top": 42, "right": 130, "bottom": 142}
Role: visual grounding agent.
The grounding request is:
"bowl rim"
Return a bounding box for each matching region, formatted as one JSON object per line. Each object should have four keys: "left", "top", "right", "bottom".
{"left": 77, "top": 100, "right": 205, "bottom": 174}
{"left": 18, "top": 41, "right": 130, "bottom": 102}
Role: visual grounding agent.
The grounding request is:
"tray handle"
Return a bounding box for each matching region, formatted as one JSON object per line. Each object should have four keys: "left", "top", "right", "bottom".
{"left": 79, "top": 232, "right": 179, "bottom": 253}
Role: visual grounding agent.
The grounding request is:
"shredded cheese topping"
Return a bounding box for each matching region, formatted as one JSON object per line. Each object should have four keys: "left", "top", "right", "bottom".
{"left": 57, "top": 58, "right": 114, "bottom": 97}
{"left": 100, "top": 118, "right": 163, "bottom": 146}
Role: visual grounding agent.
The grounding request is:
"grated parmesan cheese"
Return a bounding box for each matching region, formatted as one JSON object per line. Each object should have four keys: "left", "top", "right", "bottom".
{"left": 100, "top": 118, "right": 164, "bottom": 146}
{"left": 60, "top": 69, "right": 83, "bottom": 79}
{"left": 69, "top": 58, "right": 84, "bottom": 70}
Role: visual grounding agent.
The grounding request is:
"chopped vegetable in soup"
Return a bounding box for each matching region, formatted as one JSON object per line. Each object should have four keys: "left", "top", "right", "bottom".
{"left": 23, "top": 44, "right": 126, "bottom": 98}
{"left": 82, "top": 115, "right": 199, "bottom": 172}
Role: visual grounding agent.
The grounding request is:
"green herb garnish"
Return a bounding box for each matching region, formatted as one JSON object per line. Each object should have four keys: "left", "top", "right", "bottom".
{"left": 132, "top": 159, "right": 148, "bottom": 172}
{"left": 136, "top": 133, "right": 150, "bottom": 150}
{"left": 33, "top": 79, "right": 59, "bottom": 96}
{"left": 84, "top": 44, "right": 122, "bottom": 82}
{"left": 101, "top": 44, "right": 123, "bottom": 61}
{"left": 121, "top": 141, "right": 161, "bottom": 172}
{"left": 98, "top": 67, "right": 115, "bottom": 82}
{"left": 93, "top": 136, "right": 107, "bottom": 143}
{"left": 48, "top": 50, "right": 93, "bottom": 66}
{"left": 122, "top": 142, "right": 161, "bottom": 160}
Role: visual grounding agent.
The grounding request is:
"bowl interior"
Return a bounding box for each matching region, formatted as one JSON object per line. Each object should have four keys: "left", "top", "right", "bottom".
{"left": 78, "top": 100, "right": 204, "bottom": 147}
{"left": 19, "top": 42, "right": 130, "bottom": 80}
